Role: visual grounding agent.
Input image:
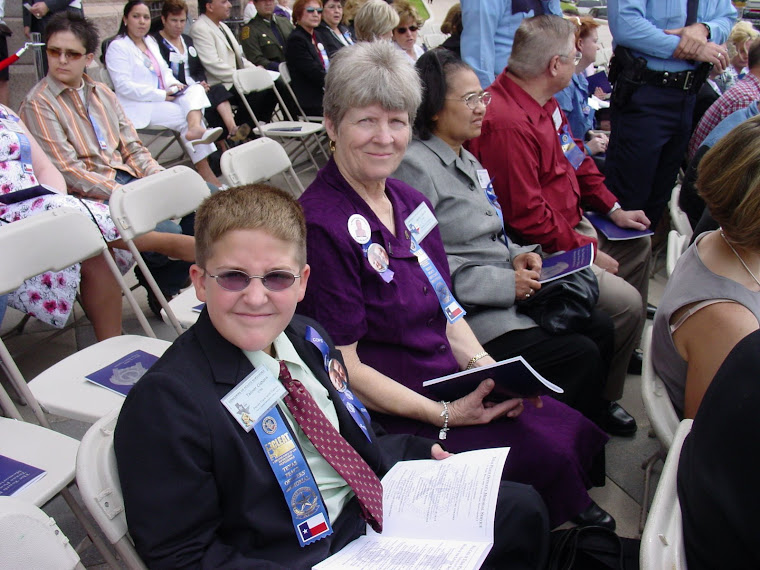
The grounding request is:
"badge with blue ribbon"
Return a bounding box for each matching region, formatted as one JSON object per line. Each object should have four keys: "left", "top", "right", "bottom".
{"left": 305, "top": 326, "right": 372, "bottom": 441}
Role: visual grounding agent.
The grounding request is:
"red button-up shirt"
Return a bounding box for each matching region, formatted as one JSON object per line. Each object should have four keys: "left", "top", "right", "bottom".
{"left": 467, "top": 71, "right": 617, "bottom": 254}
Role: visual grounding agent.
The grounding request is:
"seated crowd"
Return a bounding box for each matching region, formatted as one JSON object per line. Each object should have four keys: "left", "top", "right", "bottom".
{"left": 3, "top": 2, "right": 759, "bottom": 568}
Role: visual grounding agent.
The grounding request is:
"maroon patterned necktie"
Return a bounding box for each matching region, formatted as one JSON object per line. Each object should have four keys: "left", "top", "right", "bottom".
{"left": 278, "top": 360, "right": 384, "bottom": 532}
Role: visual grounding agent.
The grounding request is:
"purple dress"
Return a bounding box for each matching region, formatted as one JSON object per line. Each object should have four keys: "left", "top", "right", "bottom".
{"left": 298, "top": 158, "right": 608, "bottom": 526}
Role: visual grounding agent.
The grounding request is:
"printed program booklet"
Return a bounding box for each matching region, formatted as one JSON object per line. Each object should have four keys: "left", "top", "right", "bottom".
{"left": 585, "top": 211, "right": 654, "bottom": 241}
{"left": 0, "top": 454, "right": 46, "bottom": 497}
{"left": 586, "top": 70, "right": 612, "bottom": 95}
{"left": 315, "top": 448, "right": 510, "bottom": 570}
{"left": 422, "top": 357, "right": 563, "bottom": 401}
{"left": 85, "top": 350, "right": 159, "bottom": 396}
{"left": 539, "top": 243, "right": 594, "bottom": 283}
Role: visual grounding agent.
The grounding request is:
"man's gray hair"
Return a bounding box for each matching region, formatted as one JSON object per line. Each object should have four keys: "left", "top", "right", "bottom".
{"left": 323, "top": 41, "right": 422, "bottom": 129}
{"left": 508, "top": 15, "right": 577, "bottom": 79}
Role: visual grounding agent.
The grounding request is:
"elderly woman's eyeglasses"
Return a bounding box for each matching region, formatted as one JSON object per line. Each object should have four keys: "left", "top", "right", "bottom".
{"left": 205, "top": 269, "right": 301, "bottom": 292}
{"left": 447, "top": 91, "right": 492, "bottom": 110}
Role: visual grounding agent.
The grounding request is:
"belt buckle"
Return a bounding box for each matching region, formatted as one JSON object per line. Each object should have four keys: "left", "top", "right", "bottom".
{"left": 683, "top": 70, "right": 694, "bottom": 91}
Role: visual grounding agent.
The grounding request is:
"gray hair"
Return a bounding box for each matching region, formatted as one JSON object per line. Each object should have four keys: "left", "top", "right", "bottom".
{"left": 323, "top": 41, "right": 422, "bottom": 129}
{"left": 353, "top": 0, "right": 399, "bottom": 41}
{"left": 508, "top": 15, "right": 576, "bottom": 79}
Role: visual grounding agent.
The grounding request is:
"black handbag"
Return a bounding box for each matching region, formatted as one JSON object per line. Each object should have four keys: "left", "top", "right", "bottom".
{"left": 516, "top": 267, "right": 599, "bottom": 334}
{"left": 548, "top": 526, "right": 640, "bottom": 570}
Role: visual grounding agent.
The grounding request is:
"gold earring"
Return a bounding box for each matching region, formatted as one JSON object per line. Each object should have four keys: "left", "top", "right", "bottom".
{"left": 329, "top": 139, "right": 336, "bottom": 153}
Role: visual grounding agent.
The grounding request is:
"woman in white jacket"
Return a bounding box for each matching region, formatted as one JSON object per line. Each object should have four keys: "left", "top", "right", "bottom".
{"left": 106, "top": 0, "right": 222, "bottom": 184}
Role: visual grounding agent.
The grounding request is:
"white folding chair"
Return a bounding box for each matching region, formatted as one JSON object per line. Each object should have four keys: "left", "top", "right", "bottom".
{"left": 0, "top": 496, "right": 84, "bottom": 570}
{"left": 232, "top": 67, "right": 328, "bottom": 171}
{"left": 639, "top": 325, "right": 681, "bottom": 531}
{"left": 0, "top": 387, "right": 119, "bottom": 567}
{"left": 77, "top": 408, "right": 148, "bottom": 570}
{"left": 278, "top": 62, "right": 324, "bottom": 124}
{"left": 666, "top": 230, "right": 689, "bottom": 278}
{"left": 640, "top": 419, "right": 692, "bottom": 570}
{"left": 669, "top": 184, "right": 693, "bottom": 240}
{"left": 0, "top": 208, "right": 165, "bottom": 427}
{"left": 109, "top": 166, "right": 211, "bottom": 335}
{"left": 422, "top": 33, "right": 448, "bottom": 49}
{"left": 220, "top": 137, "right": 306, "bottom": 197}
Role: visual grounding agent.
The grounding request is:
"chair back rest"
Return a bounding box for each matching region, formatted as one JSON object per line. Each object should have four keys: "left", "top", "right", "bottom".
{"left": 76, "top": 409, "right": 131, "bottom": 547}
{"left": 641, "top": 326, "right": 681, "bottom": 450}
{"left": 669, "top": 184, "right": 693, "bottom": 239}
{"left": 640, "top": 419, "right": 692, "bottom": 570}
{"left": 109, "top": 166, "right": 211, "bottom": 240}
{"left": 220, "top": 138, "right": 294, "bottom": 186}
{"left": 278, "top": 61, "right": 292, "bottom": 84}
{"left": 0, "top": 208, "right": 106, "bottom": 295}
{"left": 233, "top": 67, "right": 275, "bottom": 95}
{"left": 0, "top": 497, "right": 83, "bottom": 570}
{"left": 666, "top": 230, "right": 689, "bottom": 278}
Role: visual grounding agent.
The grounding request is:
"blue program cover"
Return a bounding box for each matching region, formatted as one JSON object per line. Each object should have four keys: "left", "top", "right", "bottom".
{"left": 587, "top": 71, "right": 612, "bottom": 95}
{"left": 85, "top": 350, "right": 159, "bottom": 396}
{"left": 539, "top": 243, "right": 594, "bottom": 283}
{"left": 0, "top": 455, "right": 46, "bottom": 496}
{"left": 422, "top": 356, "right": 563, "bottom": 402}
{"left": 585, "top": 211, "right": 654, "bottom": 241}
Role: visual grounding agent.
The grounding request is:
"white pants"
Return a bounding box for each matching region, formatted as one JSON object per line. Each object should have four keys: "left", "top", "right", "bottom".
{"left": 146, "top": 84, "right": 215, "bottom": 164}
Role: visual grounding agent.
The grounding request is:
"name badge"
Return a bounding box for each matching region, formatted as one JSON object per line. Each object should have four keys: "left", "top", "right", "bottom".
{"left": 347, "top": 213, "right": 371, "bottom": 245}
{"left": 559, "top": 125, "right": 585, "bottom": 170}
{"left": 403, "top": 202, "right": 438, "bottom": 243}
{"left": 552, "top": 105, "right": 562, "bottom": 130}
{"left": 476, "top": 169, "right": 491, "bottom": 189}
{"left": 188, "top": 45, "right": 197, "bottom": 57}
{"left": 221, "top": 366, "right": 287, "bottom": 432}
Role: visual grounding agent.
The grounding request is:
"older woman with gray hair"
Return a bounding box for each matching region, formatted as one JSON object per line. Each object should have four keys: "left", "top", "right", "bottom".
{"left": 298, "top": 40, "right": 611, "bottom": 530}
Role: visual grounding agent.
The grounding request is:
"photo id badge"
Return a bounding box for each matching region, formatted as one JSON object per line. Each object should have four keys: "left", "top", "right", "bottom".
{"left": 476, "top": 169, "right": 491, "bottom": 189}
{"left": 221, "top": 366, "right": 287, "bottom": 432}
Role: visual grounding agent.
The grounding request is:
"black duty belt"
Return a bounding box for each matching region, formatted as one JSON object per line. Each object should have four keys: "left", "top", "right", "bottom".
{"left": 640, "top": 67, "right": 698, "bottom": 91}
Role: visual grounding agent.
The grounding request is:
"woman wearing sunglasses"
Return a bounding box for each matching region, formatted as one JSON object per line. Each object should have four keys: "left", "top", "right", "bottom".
{"left": 285, "top": 0, "right": 328, "bottom": 117}
{"left": 392, "top": 0, "right": 425, "bottom": 63}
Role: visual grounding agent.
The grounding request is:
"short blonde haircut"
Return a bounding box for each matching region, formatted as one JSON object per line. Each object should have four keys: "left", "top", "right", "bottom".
{"left": 392, "top": 0, "right": 421, "bottom": 28}
{"left": 697, "top": 115, "right": 760, "bottom": 251}
{"left": 194, "top": 185, "right": 307, "bottom": 268}
{"left": 353, "top": 0, "right": 399, "bottom": 41}
{"left": 728, "top": 21, "right": 760, "bottom": 60}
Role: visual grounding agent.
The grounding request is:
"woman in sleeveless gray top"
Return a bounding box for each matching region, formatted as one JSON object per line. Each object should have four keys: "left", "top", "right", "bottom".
{"left": 652, "top": 116, "right": 760, "bottom": 418}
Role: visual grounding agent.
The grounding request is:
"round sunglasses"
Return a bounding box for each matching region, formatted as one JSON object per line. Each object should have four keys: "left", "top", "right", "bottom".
{"left": 396, "top": 25, "right": 419, "bottom": 34}
{"left": 205, "top": 269, "right": 301, "bottom": 292}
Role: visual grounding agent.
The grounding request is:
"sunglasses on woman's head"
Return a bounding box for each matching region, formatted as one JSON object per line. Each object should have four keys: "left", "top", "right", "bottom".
{"left": 396, "top": 26, "right": 418, "bottom": 33}
{"left": 205, "top": 269, "right": 301, "bottom": 292}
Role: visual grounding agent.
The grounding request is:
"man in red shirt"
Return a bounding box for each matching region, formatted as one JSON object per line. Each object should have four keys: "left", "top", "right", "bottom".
{"left": 468, "top": 15, "right": 651, "bottom": 434}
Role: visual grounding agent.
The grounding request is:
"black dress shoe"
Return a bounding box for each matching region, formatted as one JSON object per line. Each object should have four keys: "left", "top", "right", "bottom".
{"left": 600, "top": 401, "right": 637, "bottom": 436}
{"left": 572, "top": 501, "right": 616, "bottom": 531}
{"left": 627, "top": 348, "right": 643, "bottom": 375}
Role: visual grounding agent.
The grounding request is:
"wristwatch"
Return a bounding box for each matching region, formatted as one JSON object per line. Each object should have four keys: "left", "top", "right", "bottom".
{"left": 701, "top": 22, "right": 711, "bottom": 40}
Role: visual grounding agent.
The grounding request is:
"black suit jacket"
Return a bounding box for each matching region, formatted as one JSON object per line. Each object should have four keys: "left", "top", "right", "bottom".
{"left": 285, "top": 25, "right": 326, "bottom": 116}
{"left": 153, "top": 33, "right": 207, "bottom": 85}
{"left": 314, "top": 22, "right": 353, "bottom": 58}
{"left": 115, "top": 311, "right": 434, "bottom": 569}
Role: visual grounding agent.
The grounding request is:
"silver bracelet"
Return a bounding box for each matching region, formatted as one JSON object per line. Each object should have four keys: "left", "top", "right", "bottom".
{"left": 438, "top": 401, "right": 450, "bottom": 440}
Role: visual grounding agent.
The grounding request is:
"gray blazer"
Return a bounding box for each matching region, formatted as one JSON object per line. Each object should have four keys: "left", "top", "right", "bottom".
{"left": 394, "top": 135, "right": 539, "bottom": 345}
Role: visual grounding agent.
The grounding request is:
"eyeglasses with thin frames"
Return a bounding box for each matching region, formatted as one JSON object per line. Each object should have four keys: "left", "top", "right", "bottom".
{"left": 46, "top": 47, "right": 86, "bottom": 61}
{"left": 446, "top": 91, "right": 492, "bottom": 110}
{"left": 205, "top": 269, "right": 301, "bottom": 292}
{"left": 559, "top": 51, "right": 583, "bottom": 65}
{"left": 396, "top": 26, "right": 419, "bottom": 34}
